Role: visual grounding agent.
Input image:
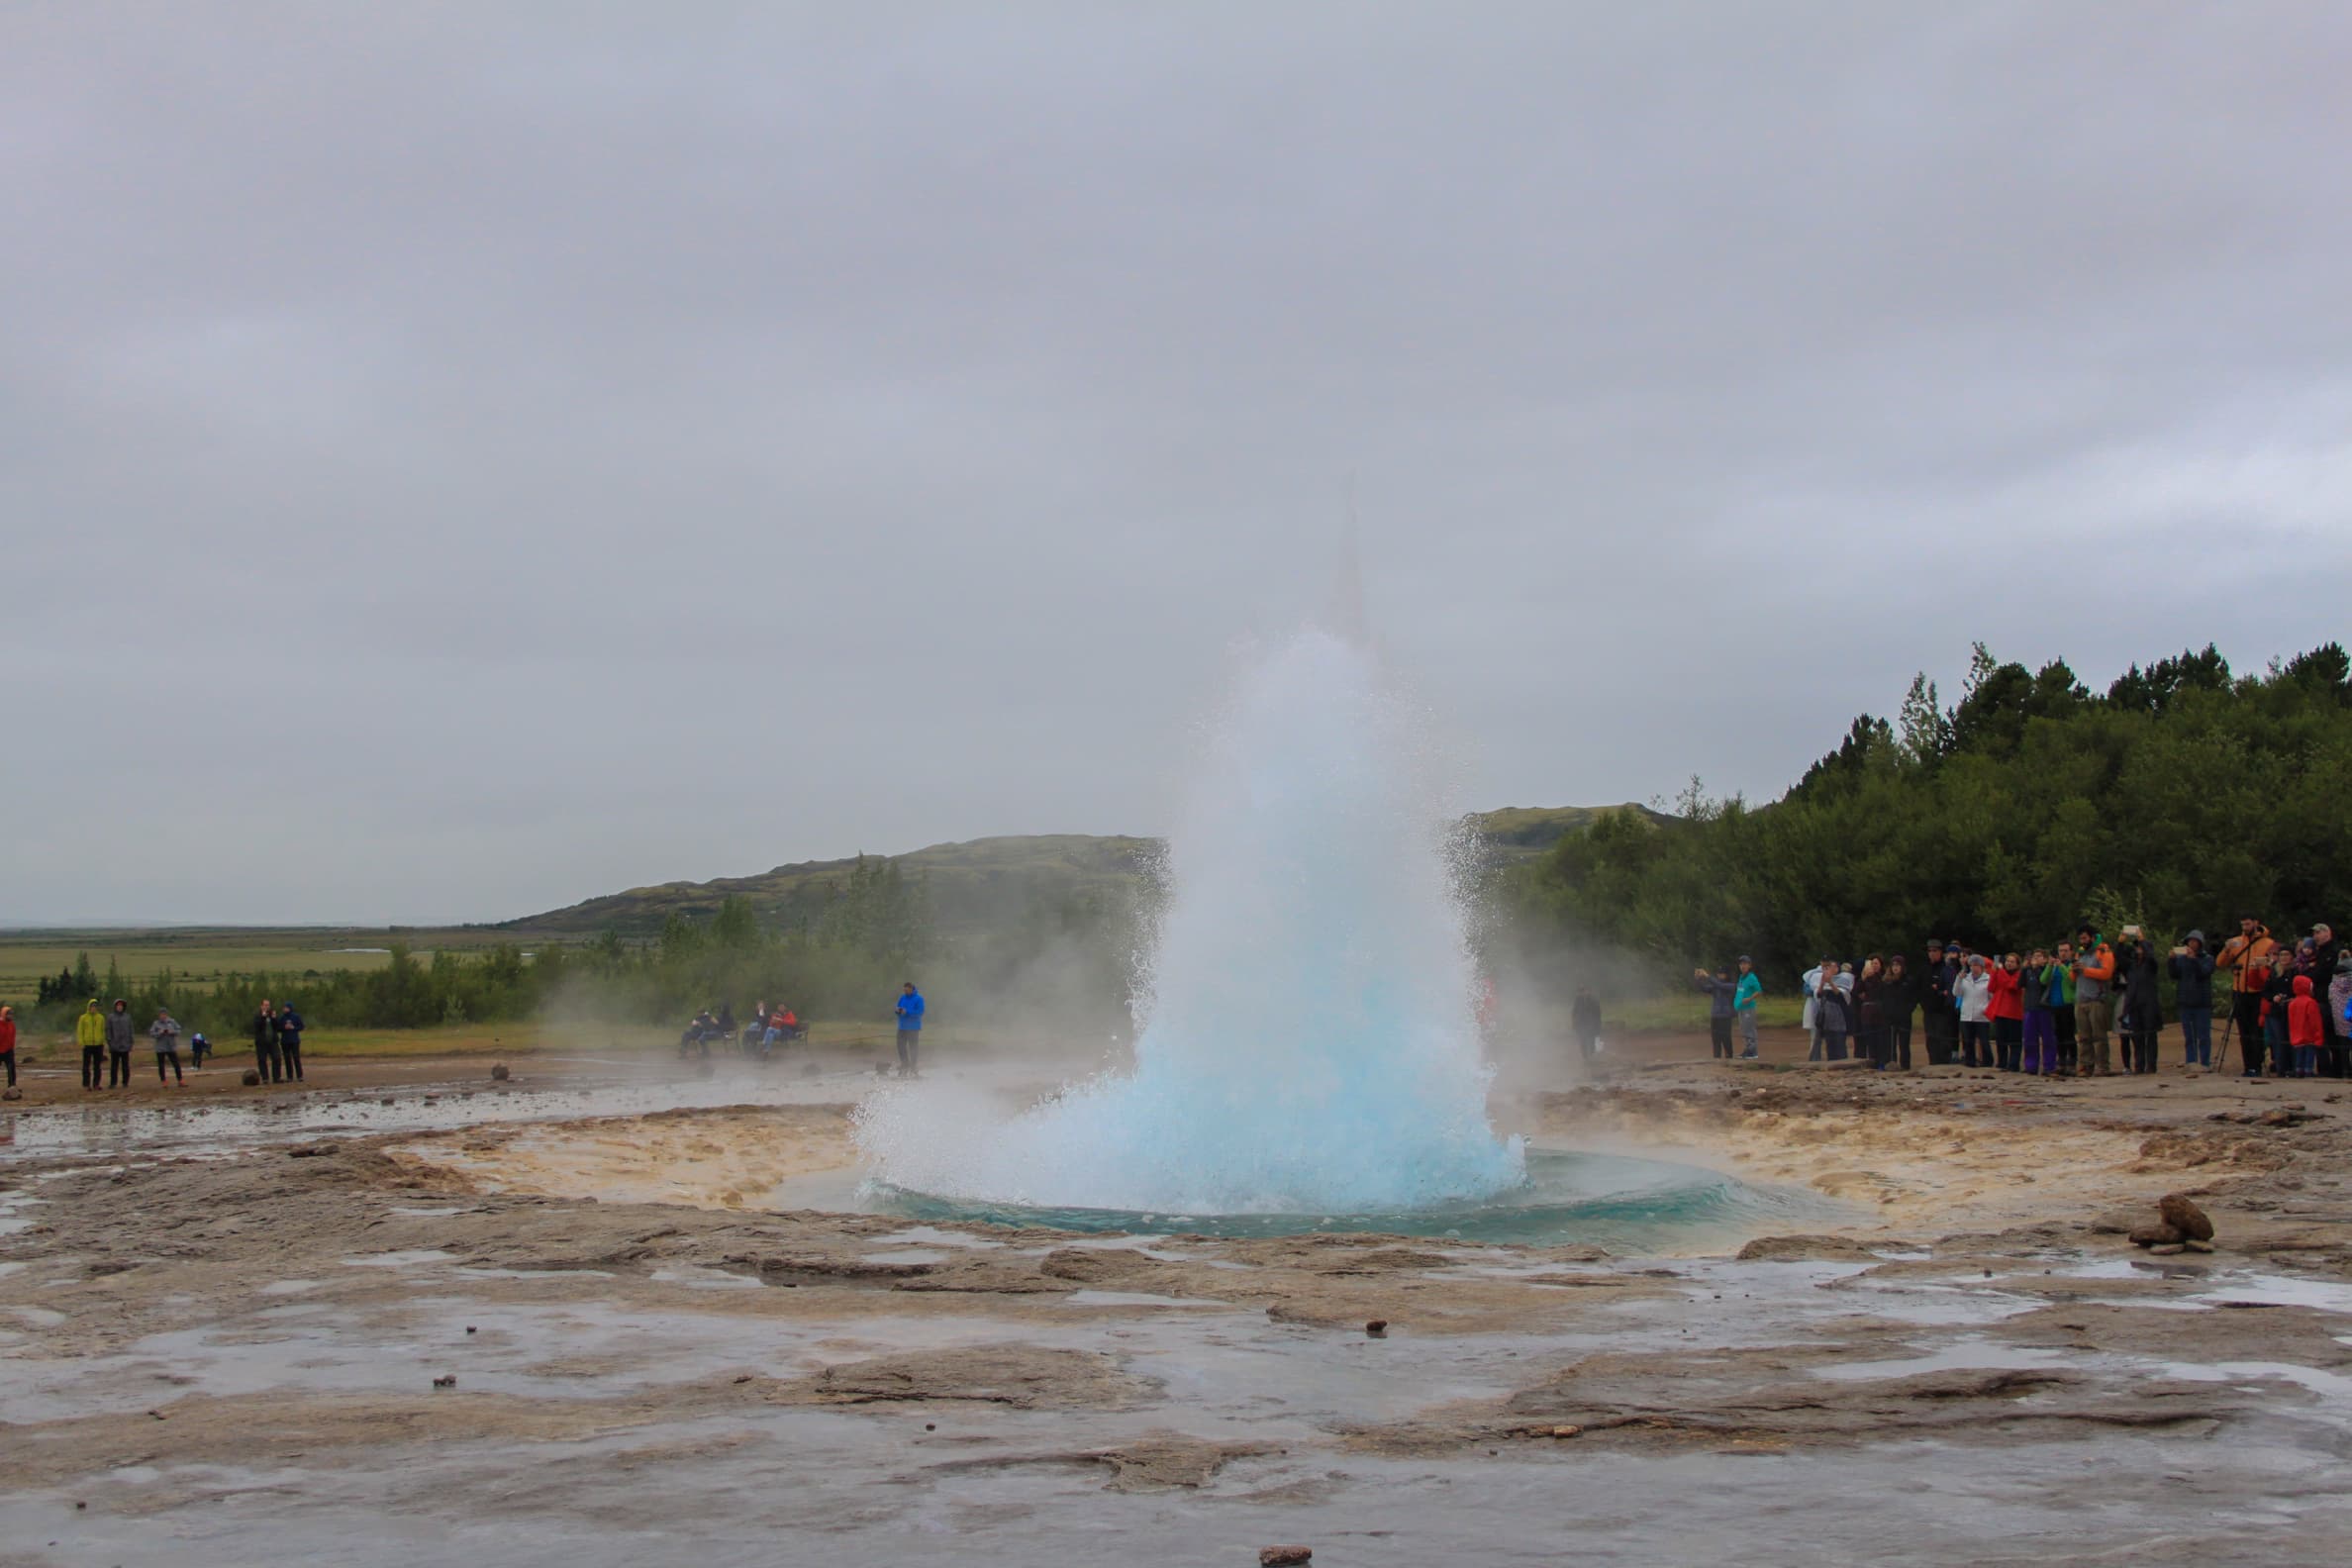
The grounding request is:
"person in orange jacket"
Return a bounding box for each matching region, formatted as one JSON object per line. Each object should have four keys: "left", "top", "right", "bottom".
{"left": 2287, "top": 974, "right": 2323, "bottom": 1078}
{"left": 2072, "top": 926, "right": 2117, "bottom": 1076}
{"left": 2215, "top": 917, "right": 2277, "bottom": 1068}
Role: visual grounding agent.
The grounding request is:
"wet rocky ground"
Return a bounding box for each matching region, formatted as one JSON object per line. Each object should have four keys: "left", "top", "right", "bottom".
{"left": 4, "top": 1046, "right": 2351, "bottom": 1565}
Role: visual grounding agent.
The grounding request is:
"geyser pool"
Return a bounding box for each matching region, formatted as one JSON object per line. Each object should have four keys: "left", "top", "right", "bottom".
{"left": 868, "top": 1148, "right": 1829, "bottom": 1251}
{"left": 857, "top": 626, "right": 1524, "bottom": 1216}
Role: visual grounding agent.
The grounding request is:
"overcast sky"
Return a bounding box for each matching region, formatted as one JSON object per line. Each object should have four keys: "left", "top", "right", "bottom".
{"left": 4, "top": 3, "right": 2349, "bottom": 925}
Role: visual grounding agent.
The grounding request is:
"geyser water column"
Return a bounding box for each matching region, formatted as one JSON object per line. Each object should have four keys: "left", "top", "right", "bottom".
{"left": 856, "top": 626, "right": 1527, "bottom": 1215}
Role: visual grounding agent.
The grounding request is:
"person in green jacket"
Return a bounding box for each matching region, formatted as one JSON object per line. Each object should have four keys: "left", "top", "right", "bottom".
{"left": 2041, "top": 946, "right": 2077, "bottom": 1075}
{"left": 1732, "top": 956, "right": 1763, "bottom": 1059}
{"left": 76, "top": 999, "right": 107, "bottom": 1091}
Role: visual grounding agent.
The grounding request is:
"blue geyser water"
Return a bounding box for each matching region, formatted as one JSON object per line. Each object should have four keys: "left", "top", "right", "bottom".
{"left": 870, "top": 1149, "right": 1827, "bottom": 1251}
{"left": 856, "top": 628, "right": 1526, "bottom": 1215}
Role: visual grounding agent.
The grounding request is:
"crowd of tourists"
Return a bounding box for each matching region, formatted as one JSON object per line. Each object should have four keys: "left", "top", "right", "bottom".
{"left": 1696, "top": 919, "right": 2350, "bottom": 1078}
{"left": 55, "top": 998, "right": 221, "bottom": 1089}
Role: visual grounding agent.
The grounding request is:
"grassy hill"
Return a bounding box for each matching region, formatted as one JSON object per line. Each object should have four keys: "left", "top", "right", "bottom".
{"left": 509, "top": 806, "right": 1661, "bottom": 936}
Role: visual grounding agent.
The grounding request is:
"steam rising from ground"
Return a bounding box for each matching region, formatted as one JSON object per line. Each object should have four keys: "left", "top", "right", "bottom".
{"left": 856, "top": 629, "right": 1525, "bottom": 1214}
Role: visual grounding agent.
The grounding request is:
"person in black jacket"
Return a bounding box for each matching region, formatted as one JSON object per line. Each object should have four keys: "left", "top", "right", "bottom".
{"left": 2116, "top": 928, "right": 2164, "bottom": 1075}
{"left": 2168, "top": 931, "right": 2216, "bottom": 1069}
{"left": 1919, "top": 939, "right": 1957, "bottom": 1066}
{"left": 1692, "top": 967, "right": 1737, "bottom": 1059}
{"left": 1882, "top": 953, "right": 1916, "bottom": 1071}
{"left": 2310, "top": 924, "right": 2345, "bottom": 1078}
{"left": 1854, "top": 955, "right": 1893, "bottom": 1070}
{"left": 1570, "top": 986, "right": 1602, "bottom": 1062}
{"left": 252, "top": 1000, "right": 282, "bottom": 1085}
{"left": 1813, "top": 978, "right": 1855, "bottom": 1062}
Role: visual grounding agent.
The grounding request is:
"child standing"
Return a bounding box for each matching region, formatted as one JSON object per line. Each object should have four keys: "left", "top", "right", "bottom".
{"left": 2287, "top": 975, "right": 2323, "bottom": 1078}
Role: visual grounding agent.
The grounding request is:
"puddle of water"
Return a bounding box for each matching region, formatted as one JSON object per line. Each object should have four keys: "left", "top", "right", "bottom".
{"left": 647, "top": 1266, "right": 764, "bottom": 1291}
{"left": 2194, "top": 1276, "right": 2352, "bottom": 1315}
{"left": 870, "top": 1225, "right": 1004, "bottom": 1250}
{"left": 2159, "top": 1360, "right": 2352, "bottom": 1400}
{"left": 343, "top": 1250, "right": 456, "bottom": 1268}
{"left": 1061, "top": 1289, "right": 1229, "bottom": 1310}
{"left": 1814, "top": 1338, "right": 2069, "bottom": 1382}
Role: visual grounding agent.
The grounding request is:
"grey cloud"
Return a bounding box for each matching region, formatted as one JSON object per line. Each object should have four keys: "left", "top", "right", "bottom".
{"left": 4, "top": 3, "right": 2348, "bottom": 922}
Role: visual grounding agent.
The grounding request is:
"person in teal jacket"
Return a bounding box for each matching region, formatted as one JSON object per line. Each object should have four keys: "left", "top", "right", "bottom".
{"left": 1732, "top": 957, "right": 1763, "bottom": 1059}
{"left": 2041, "top": 947, "right": 2077, "bottom": 1074}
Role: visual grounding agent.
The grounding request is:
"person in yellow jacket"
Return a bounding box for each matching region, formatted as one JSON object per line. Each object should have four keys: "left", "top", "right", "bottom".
{"left": 75, "top": 999, "right": 107, "bottom": 1091}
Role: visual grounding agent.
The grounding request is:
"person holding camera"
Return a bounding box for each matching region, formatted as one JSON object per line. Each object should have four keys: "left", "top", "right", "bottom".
{"left": 2115, "top": 926, "right": 2164, "bottom": 1075}
{"left": 2168, "top": 931, "right": 2216, "bottom": 1069}
{"left": 2072, "top": 927, "right": 2116, "bottom": 1076}
{"left": 1693, "top": 965, "right": 1738, "bottom": 1060}
{"left": 2046, "top": 940, "right": 2078, "bottom": 1073}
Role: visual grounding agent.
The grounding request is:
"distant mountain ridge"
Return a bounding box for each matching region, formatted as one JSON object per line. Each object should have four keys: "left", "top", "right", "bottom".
{"left": 507, "top": 805, "right": 1663, "bottom": 936}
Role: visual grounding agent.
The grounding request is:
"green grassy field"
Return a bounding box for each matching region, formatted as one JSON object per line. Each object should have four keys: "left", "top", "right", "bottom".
{"left": 0, "top": 927, "right": 533, "bottom": 1006}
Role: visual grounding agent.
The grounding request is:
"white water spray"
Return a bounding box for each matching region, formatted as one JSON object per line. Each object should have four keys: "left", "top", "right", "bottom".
{"left": 856, "top": 626, "right": 1525, "bottom": 1215}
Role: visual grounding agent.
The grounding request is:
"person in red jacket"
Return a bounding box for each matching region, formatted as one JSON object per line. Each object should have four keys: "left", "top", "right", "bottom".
{"left": 1987, "top": 953, "right": 2025, "bottom": 1072}
{"left": 2288, "top": 974, "right": 2323, "bottom": 1078}
{"left": 0, "top": 1004, "right": 16, "bottom": 1092}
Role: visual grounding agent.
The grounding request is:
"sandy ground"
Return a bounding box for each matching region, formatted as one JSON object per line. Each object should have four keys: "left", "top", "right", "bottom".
{"left": 5, "top": 1029, "right": 2352, "bottom": 1565}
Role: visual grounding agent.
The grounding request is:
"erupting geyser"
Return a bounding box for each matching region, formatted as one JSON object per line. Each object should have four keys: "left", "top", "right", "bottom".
{"left": 856, "top": 624, "right": 1527, "bottom": 1215}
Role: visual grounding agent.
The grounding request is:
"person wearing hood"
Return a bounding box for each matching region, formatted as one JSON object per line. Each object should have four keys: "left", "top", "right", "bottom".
{"left": 2287, "top": 973, "right": 2323, "bottom": 1078}
{"left": 1732, "top": 957, "right": 1763, "bottom": 1059}
{"left": 2072, "top": 927, "right": 2116, "bottom": 1077}
{"left": 1920, "top": 939, "right": 1960, "bottom": 1067}
{"left": 150, "top": 1008, "right": 185, "bottom": 1086}
{"left": 103, "top": 999, "right": 135, "bottom": 1088}
{"left": 2169, "top": 931, "right": 2217, "bottom": 1069}
{"left": 77, "top": 999, "right": 107, "bottom": 1090}
{"left": 1813, "top": 969, "right": 1855, "bottom": 1062}
{"left": 2116, "top": 927, "right": 2164, "bottom": 1076}
{"left": 1987, "top": 953, "right": 2024, "bottom": 1072}
{"left": 1954, "top": 955, "right": 1994, "bottom": 1068}
{"left": 0, "top": 1004, "right": 17, "bottom": 1091}
{"left": 275, "top": 1004, "right": 307, "bottom": 1083}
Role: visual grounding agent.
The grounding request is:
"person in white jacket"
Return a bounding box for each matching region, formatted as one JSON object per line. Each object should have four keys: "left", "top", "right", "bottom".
{"left": 1954, "top": 955, "right": 1995, "bottom": 1069}
{"left": 1802, "top": 957, "right": 1838, "bottom": 1061}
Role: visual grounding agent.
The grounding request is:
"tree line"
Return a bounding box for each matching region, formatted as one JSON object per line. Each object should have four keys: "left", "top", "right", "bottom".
{"left": 1506, "top": 641, "right": 2352, "bottom": 986}
{"left": 18, "top": 852, "right": 1147, "bottom": 1040}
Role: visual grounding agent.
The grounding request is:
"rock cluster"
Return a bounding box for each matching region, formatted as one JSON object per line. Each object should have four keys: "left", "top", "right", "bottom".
{"left": 2127, "top": 1193, "right": 2216, "bottom": 1254}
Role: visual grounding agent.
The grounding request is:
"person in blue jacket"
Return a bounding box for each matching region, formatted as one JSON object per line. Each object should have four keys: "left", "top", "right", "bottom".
{"left": 275, "top": 1004, "right": 307, "bottom": 1083}
{"left": 894, "top": 982, "right": 926, "bottom": 1076}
